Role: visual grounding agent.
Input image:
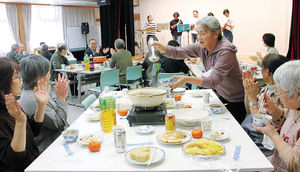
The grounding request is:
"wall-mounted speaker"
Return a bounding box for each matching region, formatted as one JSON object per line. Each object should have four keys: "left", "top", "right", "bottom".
{"left": 81, "top": 22, "right": 89, "bottom": 34}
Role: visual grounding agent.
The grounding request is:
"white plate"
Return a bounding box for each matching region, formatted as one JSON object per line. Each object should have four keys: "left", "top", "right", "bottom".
{"left": 182, "top": 141, "right": 226, "bottom": 158}
{"left": 156, "top": 132, "right": 192, "bottom": 145}
{"left": 86, "top": 114, "right": 100, "bottom": 121}
{"left": 78, "top": 134, "right": 104, "bottom": 145}
{"left": 191, "top": 91, "right": 202, "bottom": 98}
{"left": 172, "top": 108, "right": 209, "bottom": 126}
{"left": 125, "top": 146, "right": 165, "bottom": 165}
{"left": 203, "top": 130, "right": 230, "bottom": 141}
{"left": 173, "top": 88, "right": 186, "bottom": 93}
{"left": 135, "top": 125, "right": 154, "bottom": 134}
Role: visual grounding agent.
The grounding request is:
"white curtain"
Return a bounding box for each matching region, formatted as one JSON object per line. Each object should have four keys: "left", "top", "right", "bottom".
{"left": 139, "top": 0, "right": 292, "bottom": 56}
{"left": 62, "top": 7, "right": 96, "bottom": 39}
{"left": 0, "top": 4, "right": 15, "bottom": 56}
{"left": 5, "top": 4, "right": 20, "bottom": 44}
{"left": 22, "top": 5, "right": 32, "bottom": 54}
{"left": 30, "top": 5, "right": 63, "bottom": 52}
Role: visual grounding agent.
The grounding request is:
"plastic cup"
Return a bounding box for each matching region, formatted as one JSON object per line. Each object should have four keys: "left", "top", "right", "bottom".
{"left": 201, "top": 117, "right": 212, "bottom": 132}
{"left": 61, "top": 64, "right": 65, "bottom": 69}
{"left": 175, "top": 102, "right": 184, "bottom": 109}
{"left": 202, "top": 91, "right": 210, "bottom": 103}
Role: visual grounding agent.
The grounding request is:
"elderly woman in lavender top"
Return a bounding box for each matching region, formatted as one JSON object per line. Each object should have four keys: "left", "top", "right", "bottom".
{"left": 151, "top": 16, "right": 246, "bottom": 124}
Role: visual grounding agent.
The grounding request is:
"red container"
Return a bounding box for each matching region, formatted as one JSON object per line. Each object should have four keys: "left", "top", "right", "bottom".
{"left": 93, "top": 56, "right": 106, "bottom": 63}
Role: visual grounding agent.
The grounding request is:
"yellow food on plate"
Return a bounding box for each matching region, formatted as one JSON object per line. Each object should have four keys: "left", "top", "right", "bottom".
{"left": 81, "top": 135, "right": 99, "bottom": 143}
{"left": 183, "top": 139, "right": 224, "bottom": 155}
{"left": 158, "top": 130, "right": 187, "bottom": 143}
{"left": 130, "top": 146, "right": 150, "bottom": 162}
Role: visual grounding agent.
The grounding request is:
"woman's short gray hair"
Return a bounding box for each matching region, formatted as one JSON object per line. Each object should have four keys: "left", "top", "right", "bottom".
{"left": 11, "top": 44, "right": 19, "bottom": 51}
{"left": 114, "top": 39, "right": 125, "bottom": 50}
{"left": 273, "top": 60, "right": 300, "bottom": 98}
{"left": 19, "top": 55, "right": 50, "bottom": 90}
{"left": 196, "top": 16, "right": 222, "bottom": 40}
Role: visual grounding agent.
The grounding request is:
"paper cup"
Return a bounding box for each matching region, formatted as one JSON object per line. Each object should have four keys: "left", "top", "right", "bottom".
{"left": 61, "top": 64, "right": 65, "bottom": 69}
{"left": 175, "top": 102, "right": 184, "bottom": 109}
{"left": 202, "top": 91, "right": 210, "bottom": 103}
{"left": 201, "top": 117, "right": 212, "bottom": 132}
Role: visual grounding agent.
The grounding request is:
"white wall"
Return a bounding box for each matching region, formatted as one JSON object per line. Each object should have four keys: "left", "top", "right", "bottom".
{"left": 139, "top": 0, "right": 292, "bottom": 56}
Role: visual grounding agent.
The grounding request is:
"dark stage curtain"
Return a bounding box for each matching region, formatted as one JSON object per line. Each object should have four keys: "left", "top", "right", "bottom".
{"left": 99, "top": 0, "right": 135, "bottom": 56}
{"left": 286, "top": 0, "right": 300, "bottom": 60}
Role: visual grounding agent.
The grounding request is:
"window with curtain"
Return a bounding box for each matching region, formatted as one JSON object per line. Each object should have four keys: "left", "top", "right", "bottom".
{"left": 30, "top": 5, "right": 63, "bottom": 52}
{"left": 0, "top": 4, "right": 16, "bottom": 56}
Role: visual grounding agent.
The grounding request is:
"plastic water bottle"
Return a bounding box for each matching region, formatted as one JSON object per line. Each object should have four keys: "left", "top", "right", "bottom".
{"left": 99, "top": 86, "right": 116, "bottom": 133}
{"left": 84, "top": 54, "right": 90, "bottom": 71}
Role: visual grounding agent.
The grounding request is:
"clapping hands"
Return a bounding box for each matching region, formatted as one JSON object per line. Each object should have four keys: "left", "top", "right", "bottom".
{"left": 5, "top": 94, "right": 26, "bottom": 122}
{"left": 54, "top": 73, "right": 70, "bottom": 101}
{"left": 242, "top": 70, "right": 258, "bottom": 100}
{"left": 103, "top": 47, "right": 109, "bottom": 54}
{"left": 34, "top": 78, "right": 50, "bottom": 106}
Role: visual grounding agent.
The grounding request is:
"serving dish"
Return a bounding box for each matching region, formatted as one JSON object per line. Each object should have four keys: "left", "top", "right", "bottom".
{"left": 156, "top": 132, "right": 191, "bottom": 145}
{"left": 172, "top": 108, "right": 209, "bottom": 126}
{"left": 182, "top": 140, "right": 226, "bottom": 158}
{"left": 127, "top": 87, "right": 167, "bottom": 107}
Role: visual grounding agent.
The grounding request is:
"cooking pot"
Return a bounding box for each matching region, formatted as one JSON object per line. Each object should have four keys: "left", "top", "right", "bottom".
{"left": 127, "top": 87, "right": 167, "bottom": 107}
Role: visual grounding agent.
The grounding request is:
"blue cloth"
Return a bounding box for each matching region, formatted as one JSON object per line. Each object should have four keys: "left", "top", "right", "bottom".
{"left": 224, "top": 29, "right": 233, "bottom": 43}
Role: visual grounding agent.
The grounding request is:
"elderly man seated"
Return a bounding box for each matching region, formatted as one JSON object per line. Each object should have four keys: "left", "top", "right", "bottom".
{"left": 18, "top": 44, "right": 29, "bottom": 59}
{"left": 84, "top": 39, "right": 109, "bottom": 57}
{"left": 110, "top": 39, "right": 133, "bottom": 86}
{"left": 50, "top": 43, "right": 69, "bottom": 81}
{"left": 6, "top": 44, "right": 21, "bottom": 64}
{"left": 40, "top": 44, "right": 52, "bottom": 61}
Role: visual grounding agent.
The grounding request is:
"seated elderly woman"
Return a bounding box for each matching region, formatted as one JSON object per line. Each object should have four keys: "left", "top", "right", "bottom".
{"left": 151, "top": 16, "right": 246, "bottom": 124}
{"left": 0, "top": 57, "right": 49, "bottom": 171}
{"left": 19, "top": 55, "right": 70, "bottom": 152}
{"left": 242, "top": 54, "right": 288, "bottom": 156}
{"left": 254, "top": 60, "right": 300, "bottom": 171}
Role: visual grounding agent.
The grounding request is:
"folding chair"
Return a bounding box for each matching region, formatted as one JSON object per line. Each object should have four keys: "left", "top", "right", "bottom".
{"left": 81, "top": 94, "right": 97, "bottom": 110}
{"left": 158, "top": 72, "right": 186, "bottom": 88}
{"left": 89, "top": 69, "right": 120, "bottom": 93}
{"left": 120, "top": 65, "right": 143, "bottom": 89}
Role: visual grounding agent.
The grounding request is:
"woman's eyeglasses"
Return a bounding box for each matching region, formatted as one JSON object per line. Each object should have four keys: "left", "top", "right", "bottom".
{"left": 13, "top": 75, "right": 21, "bottom": 80}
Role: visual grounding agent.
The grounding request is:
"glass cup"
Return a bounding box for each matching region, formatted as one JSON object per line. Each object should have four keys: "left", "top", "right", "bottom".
{"left": 201, "top": 117, "right": 212, "bottom": 132}
{"left": 202, "top": 91, "right": 210, "bottom": 103}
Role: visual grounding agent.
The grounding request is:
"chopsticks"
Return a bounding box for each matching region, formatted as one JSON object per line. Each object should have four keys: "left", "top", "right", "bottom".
{"left": 63, "top": 137, "right": 88, "bottom": 157}
{"left": 258, "top": 98, "right": 265, "bottom": 113}
{"left": 147, "top": 147, "right": 157, "bottom": 166}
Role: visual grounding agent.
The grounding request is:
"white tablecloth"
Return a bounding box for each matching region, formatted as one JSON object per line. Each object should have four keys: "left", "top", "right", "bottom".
{"left": 26, "top": 89, "right": 273, "bottom": 172}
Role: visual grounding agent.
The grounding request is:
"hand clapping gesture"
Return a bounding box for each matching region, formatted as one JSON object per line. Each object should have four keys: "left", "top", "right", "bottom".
{"left": 110, "top": 48, "right": 116, "bottom": 55}
{"left": 242, "top": 70, "right": 258, "bottom": 100}
{"left": 103, "top": 47, "right": 109, "bottom": 54}
{"left": 34, "top": 78, "right": 50, "bottom": 106}
{"left": 5, "top": 94, "right": 26, "bottom": 123}
{"left": 54, "top": 73, "right": 70, "bottom": 102}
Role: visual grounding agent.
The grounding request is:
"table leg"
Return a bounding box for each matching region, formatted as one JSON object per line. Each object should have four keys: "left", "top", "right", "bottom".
{"left": 76, "top": 74, "right": 84, "bottom": 107}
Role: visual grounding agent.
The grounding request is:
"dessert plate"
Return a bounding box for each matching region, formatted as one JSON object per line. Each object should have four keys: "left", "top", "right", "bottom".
{"left": 135, "top": 125, "right": 154, "bottom": 134}
{"left": 125, "top": 146, "right": 165, "bottom": 165}
{"left": 156, "top": 132, "right": 191, "bottom": 145}
{"left": 78, "top": 134, "right": 104, "bottom": 146}
{"left": 203, "top": 130, "right": 230, "bottom": 141}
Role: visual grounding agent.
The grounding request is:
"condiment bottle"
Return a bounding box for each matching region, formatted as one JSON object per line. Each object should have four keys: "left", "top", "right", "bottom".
{"left": 84, "top": 54, "right": 90, "bottom": 71}
{"left": 99, "top": 86, "right": 116, "bottom": 133}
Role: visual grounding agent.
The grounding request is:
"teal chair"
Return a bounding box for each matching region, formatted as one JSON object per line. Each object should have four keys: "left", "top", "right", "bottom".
{"left": 158, "top": 72, "right": 186, "bottom": 88}
{"left": 146, "top": 63, "right": 161, "bottom": 87}
{"left": 82, "top": 94, "right": 97, "bottom": 110}
{"left": 120, "top": 65, "right": 143, "bottom": 89}
{"left": 89, "top": 69, "right": 120, "bottom": 93}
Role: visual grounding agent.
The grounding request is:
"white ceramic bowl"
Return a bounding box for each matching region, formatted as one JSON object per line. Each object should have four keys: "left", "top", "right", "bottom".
{"left": 209, "top": 104, "right": 224, "bottom": 114}
{"left": 253, "top": 114, "right": 272, "bottom": 127}
{"left": 127, "top": 87, "right": 167, "bottom": 107}
{"left": 62, "top": 129, "right": 79, "bottom": 142}
{"left": 172, "top": 108, "right": 209, "bottom": 126}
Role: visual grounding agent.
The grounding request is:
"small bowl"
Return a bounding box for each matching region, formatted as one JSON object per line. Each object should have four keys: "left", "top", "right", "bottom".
{"left": 62, "top": 129, "right": 79, "bottom": 142}
{"left": 93, "top": 107, "right": 100, "bottom": 113}
{"left": 253, "top": 114, "right": 272, "bottom": 127}
{"left": 209, "top": 104, "right": 224, "bottom": 114}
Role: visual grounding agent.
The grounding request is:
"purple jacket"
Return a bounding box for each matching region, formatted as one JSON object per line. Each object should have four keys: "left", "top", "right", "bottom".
{"left": 165, "top": 38, "right": 244, "bottom": 102}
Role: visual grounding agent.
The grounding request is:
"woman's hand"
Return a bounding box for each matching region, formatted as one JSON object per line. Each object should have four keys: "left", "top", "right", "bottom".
{"left": 242, "top": 70, "right": 258, "bottom": 101}
{"left": 249, "top": 55, "right": 259, "bottom": 62}
{"left": 54, "top": 73, "right": 70, "bottom": 102}
{"left": 110, "top": 48, "right": 116, "bottom": 55}
{"left": 5, "top": 94, "right": 26, "bottom": 123}
{"left": 169, "top": 76, "right": 187, "bottom": 89}
{"left": 34, "top": 79, "right": 50, "bottom": 106}
{"left": 256, "top": 52, "right": 263, "bottom": 61}
{"left": 253, "top": 119, "right": 277, "bottom": 138}
{"left": 149, "top": 41, "right": 167, "bottom": 54}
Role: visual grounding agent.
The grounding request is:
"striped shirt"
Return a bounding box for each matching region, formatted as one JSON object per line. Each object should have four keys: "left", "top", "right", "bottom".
{"left": 143, "top": 22, "right": 156, "bottom": 35}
